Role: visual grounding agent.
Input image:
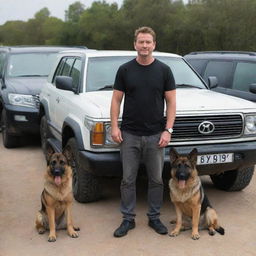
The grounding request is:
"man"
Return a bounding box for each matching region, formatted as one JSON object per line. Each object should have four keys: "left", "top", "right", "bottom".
{"left": 110, "top": 26, "right": 176, "bottom": 237}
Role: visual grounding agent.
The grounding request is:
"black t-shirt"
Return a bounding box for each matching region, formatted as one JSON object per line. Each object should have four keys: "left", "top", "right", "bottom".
{"left": 114, "top": 58, "right": 176, "bottom": 136}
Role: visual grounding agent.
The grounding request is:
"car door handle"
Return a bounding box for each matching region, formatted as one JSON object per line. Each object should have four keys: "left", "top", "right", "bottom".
{"left": 56, "top": 97, "right": 60, "bottom": 103}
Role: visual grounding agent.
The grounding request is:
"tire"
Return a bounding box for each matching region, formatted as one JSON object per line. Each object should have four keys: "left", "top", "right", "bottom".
{"left": 210, "top": 166, "right": 254, "bottom": 191}
{"left": 65, "top": 137, "right": 102, "bottom": 203}
{"left": 1, "top": 109, "right": 19, "bottom": 148}
{"left": 40, "top": 115, "right": 51, "bottom": 157}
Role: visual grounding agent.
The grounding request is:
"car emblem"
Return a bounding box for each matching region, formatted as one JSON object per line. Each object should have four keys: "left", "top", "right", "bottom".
{"left": 198, "top": 121, "right": 215, "bottom": 134}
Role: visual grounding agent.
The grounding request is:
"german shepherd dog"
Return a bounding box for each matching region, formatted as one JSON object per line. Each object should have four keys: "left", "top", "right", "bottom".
{"left": 35, "top": 151, "right": 79, "bottom": 242}
{"left": 169, "top": 148, "right": 224, "bottom": 240}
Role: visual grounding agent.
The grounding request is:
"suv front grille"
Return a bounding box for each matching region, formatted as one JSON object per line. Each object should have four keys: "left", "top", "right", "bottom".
{"left": 172, "top": 114, "right": 243, "bottom": 141}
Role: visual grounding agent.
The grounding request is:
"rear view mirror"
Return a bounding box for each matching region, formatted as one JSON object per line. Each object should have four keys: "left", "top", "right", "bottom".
{"left": 55, "top": 76, "right": 73, "bottom": 91}
{"left": 208, "top": 76, "right": 218, "bottom": 89}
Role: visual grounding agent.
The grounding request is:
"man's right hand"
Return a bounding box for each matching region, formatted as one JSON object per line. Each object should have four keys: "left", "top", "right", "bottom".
{"left": 111, "top": 126, "right": 123, "bottom": 144}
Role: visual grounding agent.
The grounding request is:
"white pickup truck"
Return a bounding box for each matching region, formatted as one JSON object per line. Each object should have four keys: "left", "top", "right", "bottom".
{"left": 39, "top": 49, "right": 256, "bottom": 202}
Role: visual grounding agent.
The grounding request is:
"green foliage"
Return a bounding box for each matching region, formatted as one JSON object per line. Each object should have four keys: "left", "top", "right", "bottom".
{"left": 1, "top": 0, "right": 256, "bottom": 54}
{"left": 65, "top": 1, "right": 85, "bottom": 23}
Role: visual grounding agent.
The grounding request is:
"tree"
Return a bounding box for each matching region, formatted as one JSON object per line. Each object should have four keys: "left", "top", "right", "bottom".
{"left": 65, "top": 1, "right": 85, "bottom": 23}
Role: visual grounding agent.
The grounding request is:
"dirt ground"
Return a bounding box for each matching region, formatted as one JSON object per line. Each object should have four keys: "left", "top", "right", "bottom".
{"left": 0, "top": 136, "right": 256, "bottom": 256}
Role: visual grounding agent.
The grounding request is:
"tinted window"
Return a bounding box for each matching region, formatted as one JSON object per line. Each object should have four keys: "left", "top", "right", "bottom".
{"left": 70, "top": 59, "right": 82, "bottom": 90}
{"left": 54, "top": 58, "right": 66, "bottom": 77}
{"left": 232, "top": 62, "right": 256, "bottom": 92}
{"left": 7, "top": 52, "right": 57, "bottom": 77}
{"left": 62, "top": 58, "right": 75, "bottom": 76}
{"left": 185, "top": 59, "right": 207, "bottom": 75}
{"left": 203, "top": 61, "right": 233, "bottom": 87}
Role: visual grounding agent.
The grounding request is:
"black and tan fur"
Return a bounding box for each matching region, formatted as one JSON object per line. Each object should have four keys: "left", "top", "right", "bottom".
{"left": 35, "top": 151, "right": 79, "bottom": 242}
{"left": 169, "top": 148, "right": 224, "bottom": 240}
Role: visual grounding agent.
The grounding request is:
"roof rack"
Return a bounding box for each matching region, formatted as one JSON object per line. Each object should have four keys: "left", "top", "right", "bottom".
{"left": 188, "top": 51, "right": 256, "bottom": 56}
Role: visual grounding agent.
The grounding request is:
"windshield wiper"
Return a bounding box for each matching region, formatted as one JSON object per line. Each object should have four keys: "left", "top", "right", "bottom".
{"left": 176, "top": 84, "right": 203, "bottom": 89}
{"left": 98, "top": 85, "right": 113, "bottom": 90}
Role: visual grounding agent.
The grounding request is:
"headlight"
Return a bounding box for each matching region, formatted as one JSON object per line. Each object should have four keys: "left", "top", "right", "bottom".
{"left": 8, "top": 93, "right": 37, "bottom": 108}
{"left": 84, "top": 118, "right": 119, "bottom": 147}
{"left": 245, "top": 115, "right": 256, "bottom": 134}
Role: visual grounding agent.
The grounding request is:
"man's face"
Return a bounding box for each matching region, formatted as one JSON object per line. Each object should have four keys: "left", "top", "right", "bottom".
{"left": 134, "top": 33, "right": 156, "bottom": 57}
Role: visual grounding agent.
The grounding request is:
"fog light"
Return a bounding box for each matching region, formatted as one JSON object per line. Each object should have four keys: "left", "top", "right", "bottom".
{"left": 14, "top": 115, "right": 28, "bottom": 121}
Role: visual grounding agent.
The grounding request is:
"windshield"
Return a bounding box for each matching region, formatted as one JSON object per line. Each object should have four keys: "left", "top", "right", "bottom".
{"left": 7, "top": 52, "right": 58, "bottom": 77}
{"left": 86, "top": 56, "right": 206, "bottom": 92}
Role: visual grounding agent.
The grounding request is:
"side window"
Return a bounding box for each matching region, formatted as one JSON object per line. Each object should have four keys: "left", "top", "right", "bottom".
{"left": 232, "top": 62, "right": 256, "bottom": 92}
{"left": 54, "top": 58, "right": 66, "bottom": 78}
{"left": 186, "top": 59, "right": 207, "bottom": 76}
{"left": 62, "top": 58, "right": 75, "bottom": 76}
{"left": 70, "top": 59, "right": 82, "bottom": 91}
{"left": 53, "top": 57, "right": 75, "bottom": 84}
{"left": 203, "top": 61, "right": 233, "bottom": 88}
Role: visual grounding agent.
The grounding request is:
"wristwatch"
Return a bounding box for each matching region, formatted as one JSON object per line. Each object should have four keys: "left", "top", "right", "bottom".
{"left": 165, "top": 128, "right": 173, "bottom": 134}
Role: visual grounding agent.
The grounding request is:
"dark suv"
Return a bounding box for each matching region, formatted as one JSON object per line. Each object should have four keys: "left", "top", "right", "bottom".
{"left": 0, "top": 46, "right": 83, "bottom": 148}
{"left": 184, "top": 51, "right": 256, "bottom": 102}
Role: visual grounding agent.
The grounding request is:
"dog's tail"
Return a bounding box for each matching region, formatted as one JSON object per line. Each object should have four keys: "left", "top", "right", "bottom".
{"left": 205, "top": 207, "right": 225, "bottom": 236}
{"left": 215, "top": 226, "right": 225, "bottom": 235}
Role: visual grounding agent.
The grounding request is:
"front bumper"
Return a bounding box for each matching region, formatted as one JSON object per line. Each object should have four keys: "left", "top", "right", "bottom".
{"left": 79, "top": 141, "right": 256, "bottom": 177}
{"left": 4, "top": 104, "right": 40, "bottom": 136}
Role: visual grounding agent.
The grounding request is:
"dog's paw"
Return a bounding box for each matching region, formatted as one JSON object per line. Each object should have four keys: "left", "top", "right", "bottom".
{"left": 169, "top": 230, "right": 180, "bottom": 237}
{"left": 69, "top": 230, "right": 79, "bottom": 238}
{"left": 48, "top": 235, "right": 57, "bottom": 242}
{"left": 208, "top": 229, "right": 216, "bottom": 236}
{"left": 37, "top": 228, "right": 46, "bottom": 234}
{"left": 191, "top": 232, "right": 200, "bottom": 240}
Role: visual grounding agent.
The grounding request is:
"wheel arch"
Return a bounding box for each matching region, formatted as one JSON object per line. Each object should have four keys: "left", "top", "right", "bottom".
{"left": 39, "top": 99, "right": 50, "bottom": 122}
{"left": 62, "top": 117, "right": 85, "bottom": 150}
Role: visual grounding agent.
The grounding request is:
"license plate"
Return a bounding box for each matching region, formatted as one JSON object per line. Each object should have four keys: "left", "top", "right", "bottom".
{"left": 197, "top": 153, "right": 234, "bottom": 165}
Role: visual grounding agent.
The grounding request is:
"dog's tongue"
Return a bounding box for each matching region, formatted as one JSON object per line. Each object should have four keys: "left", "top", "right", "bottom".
{"left": 54, "top": 176, "right": 62, "bottom": 186}
{"left": 178, "top": 180, "right": 186, "bottom": 189}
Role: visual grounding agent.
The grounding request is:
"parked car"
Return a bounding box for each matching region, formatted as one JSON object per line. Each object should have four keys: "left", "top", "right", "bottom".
{"left": 0, "top": 46, "right": 85, "bottom": 148}
{"left": 184, "top": 51, "right": 256, "bottom": 101}
{"left": 40, "top": 49, "right": 256, "bottom": 203}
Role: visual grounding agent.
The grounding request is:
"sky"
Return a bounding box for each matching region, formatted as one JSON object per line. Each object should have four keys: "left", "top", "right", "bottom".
{"left": 0, "top": 0, "right": 123, "bottom": 25}
{"left": 0, "top": 0, "right": 189, "bottom": 25}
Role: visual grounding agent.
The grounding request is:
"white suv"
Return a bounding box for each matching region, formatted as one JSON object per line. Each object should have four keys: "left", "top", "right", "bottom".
{"left": 40, "top": 49, "right": 256, "bottom": 203}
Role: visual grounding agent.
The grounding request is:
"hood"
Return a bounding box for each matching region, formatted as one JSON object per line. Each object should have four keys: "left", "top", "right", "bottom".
{"left": 79, "top": 89, "right": 256, "bottom": 119}
{"left": 5, "top": 77, "right": 47, "bottom": 95}
{"left": 176, "top": 89, "right": 256, "bottom": 112}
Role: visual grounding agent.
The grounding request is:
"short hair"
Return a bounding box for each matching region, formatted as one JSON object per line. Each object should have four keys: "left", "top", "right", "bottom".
{"left": 134, "top": 26, "right": 156, "bottom": 42}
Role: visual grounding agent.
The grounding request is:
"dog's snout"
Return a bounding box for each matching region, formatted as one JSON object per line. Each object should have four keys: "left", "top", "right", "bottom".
{"left": 177, "top": 172, "right": 186, "bottom": 180}
{"left": 175, "top": 163, "right": 190, "bottom": 181}
{"left": 53, "top": 168, "right": 62, "bottom": 176}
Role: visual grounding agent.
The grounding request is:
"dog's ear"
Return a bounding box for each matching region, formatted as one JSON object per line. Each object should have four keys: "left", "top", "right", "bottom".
{"left": 62, "top": 147, "right": 72, "bottom": 166}
{"left": 46, "top": 146, "right": 55, "bottom": 165}
{"left": 170, "top": 148, "right": 179, "bottom": 164}
{"left": 188, "top": 148, "right": 198, "bottom": 167}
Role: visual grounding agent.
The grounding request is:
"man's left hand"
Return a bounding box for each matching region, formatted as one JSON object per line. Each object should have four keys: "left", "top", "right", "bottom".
{"left": 158, "top": 131, "right": 171, "bottom": 148}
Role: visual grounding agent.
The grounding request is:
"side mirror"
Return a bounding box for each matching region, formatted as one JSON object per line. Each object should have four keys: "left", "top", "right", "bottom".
{"left": 55, "top": 76, "right": 73, "bottom": 91}
{"left": 208, "top": 76, "right": 218, "bottom": 89}
{"left": 249, "top": 83, "right": 256, "bottom": 94}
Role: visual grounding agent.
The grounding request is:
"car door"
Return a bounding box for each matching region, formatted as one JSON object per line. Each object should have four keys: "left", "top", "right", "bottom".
{"left": 226, "top": 61, "right": 256, "bottom": 102}
{"left": 54, "top": 57, "right": 83, "bottom": 133}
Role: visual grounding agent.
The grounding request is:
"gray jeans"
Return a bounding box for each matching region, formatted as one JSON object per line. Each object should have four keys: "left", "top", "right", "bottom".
{"left": 120, "top": 131, "right": 164, "bottom": 221}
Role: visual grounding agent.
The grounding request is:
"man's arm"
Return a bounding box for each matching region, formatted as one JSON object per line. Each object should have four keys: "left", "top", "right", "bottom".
{"left": 159, "top": 89, "right": 176, "bottom": 147}
{"left": 110, "top": 89, "right": 124, "bottom": 143}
